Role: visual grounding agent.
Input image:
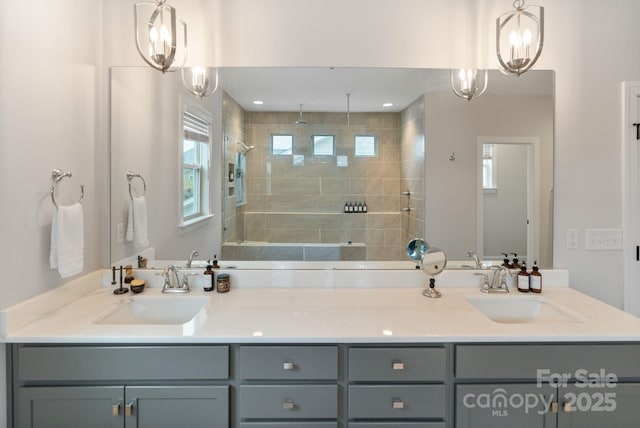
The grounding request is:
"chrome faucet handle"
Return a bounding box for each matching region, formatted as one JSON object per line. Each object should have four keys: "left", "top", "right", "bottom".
{"left": 181, "top": 272, "right": 198, "bottom": 291}
{"left": 475, "top": 272, "right": 491, "bottom": 293}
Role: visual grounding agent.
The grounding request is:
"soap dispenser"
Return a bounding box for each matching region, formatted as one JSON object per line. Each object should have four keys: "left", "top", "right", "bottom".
{"left": 517, "top": 263, "right": 529, "bottom": 293}
{"left": 510, "top": 253, "right": 521, "bottom": 269}
{"left": 530, "top": 261, "right": 542, "bottom": 293}
{"left": 501, "top": 253, "right": 512, "bottom": 268}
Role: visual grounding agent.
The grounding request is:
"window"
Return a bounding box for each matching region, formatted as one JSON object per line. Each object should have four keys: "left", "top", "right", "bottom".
{"left": 313, "top": 135, "right": 335, "bottom": 156}
{"left": 482, "top": 144, "right": 497, "bottom": 190}
{"left": 355, "top": 134, "right": 378, "bottom": 157}
{"left": 182, "top": 109, "right": 211, "bottom": 225}
{"left": 272, "top": 134, "right": 293, "bottom": 155}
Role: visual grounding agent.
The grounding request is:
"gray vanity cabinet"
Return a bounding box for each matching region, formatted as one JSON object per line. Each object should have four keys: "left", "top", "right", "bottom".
{"left": 454, "top": 344, "right": 640, "bottom": 428}
{"left": 347, "top": 347, "right": 447, "bottom": 427}
{"left": 556, "top": 383, "right": 640, "bottom": 428}
{"left": 238, "top": 346, "right": 339, "bottom": 427}
{"left": 18, "top": 385, "right": 229, "bottom": 428}
{"left": 12, "top": 345, "right": 230, "bottom": 428}
{"left": 455, "top": 383, "right": 557, "bottom": 428}
{"left": 18, "top": 386, "right": 122, "bottom": 428}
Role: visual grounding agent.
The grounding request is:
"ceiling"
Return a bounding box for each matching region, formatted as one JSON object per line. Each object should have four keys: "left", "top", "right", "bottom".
{"left": 218, "top": 67, "right": 554, "bottom": 113}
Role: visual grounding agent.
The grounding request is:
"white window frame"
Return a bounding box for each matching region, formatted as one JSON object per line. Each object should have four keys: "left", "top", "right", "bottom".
{"left": 354, "top": 134, "right": 378, "bottom": 157}
{"left": 312, "top": 134, "right": 335, "bottom": 156}
{"left": 271, "top": 134, "right": 293, "bottom": 155}
{"left": 179, "top": 102, "right": 213, "bottom": 228}
{"left": 482, "top": 143, "right": 498, "bottom": 191}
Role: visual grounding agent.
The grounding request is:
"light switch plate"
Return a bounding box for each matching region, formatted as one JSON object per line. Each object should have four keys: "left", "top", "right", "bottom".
{"left": 566, "top": 229, "right": 578, "bottom": 249}
{"left": 585, "top": 229, "right": 622, "bottom": 250}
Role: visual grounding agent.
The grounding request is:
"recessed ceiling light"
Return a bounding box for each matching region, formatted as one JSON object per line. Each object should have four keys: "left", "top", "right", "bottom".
{"left": 382, "top": 102, "right": 394, "bottom": 108}
{"left": 253, "top": 100, "right": 264, "bottom": 105}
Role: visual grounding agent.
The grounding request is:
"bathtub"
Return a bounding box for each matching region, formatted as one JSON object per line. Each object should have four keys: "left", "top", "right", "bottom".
{"left": 221, "top": 241, "right": 367, "bottom": 262}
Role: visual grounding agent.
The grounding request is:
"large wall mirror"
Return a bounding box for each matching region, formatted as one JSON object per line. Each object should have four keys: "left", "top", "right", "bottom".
{"left": 110, "top": 67, "right": 554, "bottom": 269}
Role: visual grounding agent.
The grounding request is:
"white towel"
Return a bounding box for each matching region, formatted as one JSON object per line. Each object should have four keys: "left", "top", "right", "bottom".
{"left": 50, "top": 203, "right": 84, "bottom": 278}
{"left": 126, "top": 195, "right": 149, "bottom": 248}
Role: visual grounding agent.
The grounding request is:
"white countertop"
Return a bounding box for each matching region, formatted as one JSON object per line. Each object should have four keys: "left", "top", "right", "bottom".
{"left": 3, "top": 269, "right": 640, "bottom": 344}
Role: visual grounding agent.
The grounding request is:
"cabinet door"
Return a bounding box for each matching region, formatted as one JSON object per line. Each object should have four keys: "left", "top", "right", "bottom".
{"left": 18, "top": 386, "right": 123, "bottom": 428}
{"left": 557, "top": 383, "right": 640, "bottom": 428}
{"left": 122, "top": 386, "right": 229, "bottom": 428}
{"left": 456, "top": 384, "right": 557, "bottom": 428}
{"left": 124, "top": 385, "right": 228, "bottom": 428}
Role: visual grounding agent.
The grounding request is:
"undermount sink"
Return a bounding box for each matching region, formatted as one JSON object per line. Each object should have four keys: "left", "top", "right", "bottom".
{"left": 95, "top": 295, "right": 208, "bottom": 325}
{"left": 466, "top": 295, "right": 585, "bottom": 324}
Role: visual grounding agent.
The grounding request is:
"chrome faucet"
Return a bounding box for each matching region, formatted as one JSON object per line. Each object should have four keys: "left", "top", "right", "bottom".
{"left": 467, "top": 251, "right": 481, "bottom": 269}
{"left": 162, "top": 265, "right": 191, "bottom": 293}
{"left": 186, "top": 250, "right": 199, "bottom": 268}
{"left": 480, "top": 266, "right": 511, "bottom": 293}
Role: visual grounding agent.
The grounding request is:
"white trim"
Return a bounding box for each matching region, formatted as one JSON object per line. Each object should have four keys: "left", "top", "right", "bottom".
{"left": 622, "top": 82, "right": 640, "bottom": 316}
{"left": 476, "top": 136, "right": 540, "bottom": 264}
{"left": 179, "top": 95, "right": 213, "bottom": 229}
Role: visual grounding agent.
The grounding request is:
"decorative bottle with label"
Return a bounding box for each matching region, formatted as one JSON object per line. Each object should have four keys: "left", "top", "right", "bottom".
{"left": 529, "top": 261, "right": 542, "bottom": 293}
{"left": 517, "top": 263, "right": 529, "bottom": 293}
{"left": 203, "top": 265, "right": 215, "bottom": 292}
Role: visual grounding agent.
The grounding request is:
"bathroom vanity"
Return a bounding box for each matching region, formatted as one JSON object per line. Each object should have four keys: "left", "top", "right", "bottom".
{"left": 4, "top": 269, "right": 640, "bottom": 428}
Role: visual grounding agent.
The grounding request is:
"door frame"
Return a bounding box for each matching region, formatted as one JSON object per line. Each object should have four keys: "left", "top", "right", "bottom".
{"left": 476, "top": 136, "right": 540, "bottom": 264}
{"left": 622, "top": 82, "right": 640, "bottom": 316}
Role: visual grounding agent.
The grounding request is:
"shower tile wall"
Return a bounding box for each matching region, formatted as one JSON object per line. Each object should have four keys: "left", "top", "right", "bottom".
{"left": 222, "top": 93, "right": 246, "bottom": 244}
{"left": 400, "top": 95, "right": 426, "bottom": 247}
{"left": 237, "top": 109, "right": 404, "bottom": 261}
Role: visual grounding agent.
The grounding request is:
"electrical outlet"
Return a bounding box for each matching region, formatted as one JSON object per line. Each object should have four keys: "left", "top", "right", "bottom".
{"left": 116, "top": 223, "right": 126, "bottom": 244}
{"left": 585, "top": 229, "right": 622, "bottom": 250}
{"left": 566, "top": 229, "right": 578, "bottom": 249}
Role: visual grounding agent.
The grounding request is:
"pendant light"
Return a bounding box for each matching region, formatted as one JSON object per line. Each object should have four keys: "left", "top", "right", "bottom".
{"left": 451, "top": 69, "right": 488, "bottom": 101}
{"left": 182, "top": 67, "right": 218, "bottom": 98}
{"left": 496, "top": 0, "right": 544, "bottom": 76}
{"left": 134, "top": 0, "right": 188, "bottom": 73}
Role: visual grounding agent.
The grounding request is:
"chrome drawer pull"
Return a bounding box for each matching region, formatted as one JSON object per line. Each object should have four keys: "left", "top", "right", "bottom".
{"left": 563, "top": 401, "right": 573, "bottom": 413}
{"left": 392, "top": 362, "right": 405, "bottom": 370}
{"left": 125, "top": 403, "right": 134, "bottom": 417}
{"left": 283, "top": 362, "right": 295, "bottom": 370}
{"left": 283, "top": 401, "right": 296, "bottom": 410}
{"left": 392, "top": 400, "right": 405, "bottom": 409}
{"left": 551, "top": 402, "right": 559, "bottom": 413}
{"left": 112, "top": 404, "right": 120, "bottom": 416}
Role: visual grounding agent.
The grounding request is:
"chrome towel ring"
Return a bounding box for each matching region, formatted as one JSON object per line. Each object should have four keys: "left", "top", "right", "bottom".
{"left": 126, "top": 171, "right": 147, "bottom": 199}
{"left": 51, "top": 169, "right": 84, "bottom": 208}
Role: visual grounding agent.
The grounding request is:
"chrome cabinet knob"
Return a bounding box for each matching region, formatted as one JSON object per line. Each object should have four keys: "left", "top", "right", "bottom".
{"left": 283, "top": 401, "right": 296, "bottom": 410}
{"left": 283, "top": 362, "right": 295, "bottom": 370}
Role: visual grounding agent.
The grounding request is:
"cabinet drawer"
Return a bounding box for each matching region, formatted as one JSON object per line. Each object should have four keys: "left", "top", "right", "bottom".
{"left": 240, "top": 424, "right": 337, "bottom": 428}
{"left": 18, "top": 345, "right": 228, "bottom": 381}
{"left": 240, "top": 346, "right": 338, "bottom": 380}
{"left": 456, "top": 344, "right": 640, "bottom": 380}
{"left": 349, "top": 347, "right": 446, "bottom": 382}
{"left": 349, "top": 424, "right": 445, "bottom": 428}
{"left": 348, "top": 385, "right": 446, "bottom": 419}
{"left": 240, "top": 385, "right": 338, "bottom": 419}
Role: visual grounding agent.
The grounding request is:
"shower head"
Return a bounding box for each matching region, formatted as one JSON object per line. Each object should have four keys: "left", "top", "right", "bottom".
{"left": 237, "top": 142, "right": 255, "bottom": 153}
{"left": 296, "top": 104, "right": 307, "bottom": 125}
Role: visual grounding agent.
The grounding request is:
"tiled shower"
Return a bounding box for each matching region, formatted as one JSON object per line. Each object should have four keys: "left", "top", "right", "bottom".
{"left": 222, "top": 93, "right": 425, "bottom": 261}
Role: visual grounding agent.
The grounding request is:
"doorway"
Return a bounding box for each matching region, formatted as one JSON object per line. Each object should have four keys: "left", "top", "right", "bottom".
{"left": 622, "top": 82, "right": 640, "bottom": 316}
{"left": 476, "top": 137, "right": 539, "bottom": 265}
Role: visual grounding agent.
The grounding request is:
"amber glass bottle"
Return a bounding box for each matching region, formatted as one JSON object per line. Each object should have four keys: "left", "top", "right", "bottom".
{"left": 517, "top": 264, "right": 530, "bottom": 293}
{"left": 529, "top": 261, "right": 542, "bottom": 293}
